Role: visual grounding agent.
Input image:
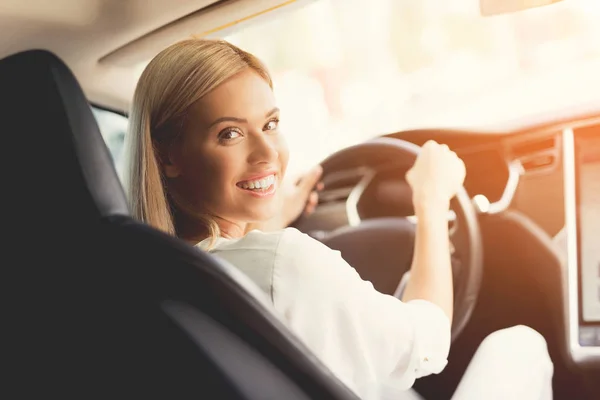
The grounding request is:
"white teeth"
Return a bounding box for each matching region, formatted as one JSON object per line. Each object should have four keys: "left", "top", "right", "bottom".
{"left": 239, "top": 174, "right": 275, "bottom": 190}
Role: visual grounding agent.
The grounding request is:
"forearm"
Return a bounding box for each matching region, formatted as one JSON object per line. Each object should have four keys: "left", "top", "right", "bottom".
{"left": 401, "top": 201, "right": 453, "bottom": 323}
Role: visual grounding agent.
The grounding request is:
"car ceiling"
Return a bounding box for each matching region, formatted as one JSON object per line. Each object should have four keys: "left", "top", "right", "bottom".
{"left": 0, "top": 0, "right": 303, "bottom": 112}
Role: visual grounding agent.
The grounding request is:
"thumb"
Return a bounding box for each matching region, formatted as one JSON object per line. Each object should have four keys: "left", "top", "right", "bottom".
{"left": 298, "top": 165, "right": 323, "bottom": 192}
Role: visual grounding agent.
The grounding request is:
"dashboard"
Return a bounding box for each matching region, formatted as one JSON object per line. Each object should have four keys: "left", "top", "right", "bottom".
{"left": 393, "top": 127, "right": 600, "bottom": 363}
{"left": 296, "top": 121, "right": 600, "bottom": 367}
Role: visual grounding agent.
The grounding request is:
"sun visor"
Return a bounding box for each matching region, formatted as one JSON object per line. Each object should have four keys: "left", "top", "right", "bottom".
{"left": 100, "top": 0, "right": 314, "bottom": 67}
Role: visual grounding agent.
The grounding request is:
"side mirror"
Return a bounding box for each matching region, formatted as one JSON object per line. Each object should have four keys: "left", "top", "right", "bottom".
{"left": 480, "top": 0, "right": 564, "bottom": 16}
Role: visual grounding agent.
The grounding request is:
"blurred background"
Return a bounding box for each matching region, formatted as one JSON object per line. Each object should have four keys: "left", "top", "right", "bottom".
{"left": 95, "top": 0, "right": 600, "bottom": 178}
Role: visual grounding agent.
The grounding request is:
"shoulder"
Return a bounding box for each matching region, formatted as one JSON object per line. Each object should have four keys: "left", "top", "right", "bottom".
{"left": 272, "top": 228, "right": 361, "bottom": 300}
{"left": 274, "top": 228, "right": 346, "bottom": 276}
{"left": 196, "top": 227, "right": 327, "bottom": 255}
{"left": 200, "top": 229, "right": 284, "bottom": 252}
{"left": 197, "top": 230, "right": 290, "bottom": 298}
{"left": 276, "top": 227, "right": 335, "bottom": 255}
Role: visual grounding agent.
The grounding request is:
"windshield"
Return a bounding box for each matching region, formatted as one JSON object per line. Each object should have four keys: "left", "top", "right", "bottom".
{"left": 222, "top": 0, "right": 600, "bottom": 174}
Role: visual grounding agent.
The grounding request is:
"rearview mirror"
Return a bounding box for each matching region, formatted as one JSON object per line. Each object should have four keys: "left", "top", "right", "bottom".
{"left": 480, "top": 0, "right": 564, "bottom": 16}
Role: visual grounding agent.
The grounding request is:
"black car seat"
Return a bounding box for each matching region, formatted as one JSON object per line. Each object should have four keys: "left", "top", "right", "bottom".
{"left": 2, "top": 49, "right": 359, "bottom": 400}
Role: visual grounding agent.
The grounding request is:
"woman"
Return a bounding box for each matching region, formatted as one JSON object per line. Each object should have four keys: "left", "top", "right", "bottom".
{"left": 125, "top": 39, "right": 553, "bottom": 399}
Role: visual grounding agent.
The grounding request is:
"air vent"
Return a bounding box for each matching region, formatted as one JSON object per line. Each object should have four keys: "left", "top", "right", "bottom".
{"left": 520, "top": 153, "right": 556, "bottom": 171}
{"left": 511, "top": 137, "right": 555, "bottom": 159}
{"left": 509, "top": 135, "right": 558, "bottom": 174}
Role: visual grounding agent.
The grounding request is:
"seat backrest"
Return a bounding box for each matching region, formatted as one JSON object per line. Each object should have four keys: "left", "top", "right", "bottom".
{"left": 2, "top": 50, "right": 358, "bottom": 399}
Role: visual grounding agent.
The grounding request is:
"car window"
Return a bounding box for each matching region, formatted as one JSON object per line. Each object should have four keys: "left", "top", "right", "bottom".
{"left": 92, "top": 106, "right": 128, "bottom": 182}
{"left": 219, "top": 0, "right": 600, "bottom": 175}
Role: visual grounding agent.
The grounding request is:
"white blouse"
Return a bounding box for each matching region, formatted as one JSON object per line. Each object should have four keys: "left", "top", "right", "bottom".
{"left": 197, "top": 228, "right": 450, "bottom": 398}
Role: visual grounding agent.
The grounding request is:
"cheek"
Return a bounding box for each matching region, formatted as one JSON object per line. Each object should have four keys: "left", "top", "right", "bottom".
{"left": 177, "top": 144, "right": 231, "bottom": 201}
{"left": 192, "top": 147, "right": 246, "bottom": 202}
{"left": 194, "top": 152, "right": 235, "bottom": 193}
{"left": 277, "top": 134, "right": 290, "bottom": 175}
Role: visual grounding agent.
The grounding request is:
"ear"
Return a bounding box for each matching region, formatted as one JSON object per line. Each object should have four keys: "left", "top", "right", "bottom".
{"left": 156, "top": 141, "right": 182, "bottom": 179}
{"left": 163, "top": 158, "right": 181, "bottom": 179}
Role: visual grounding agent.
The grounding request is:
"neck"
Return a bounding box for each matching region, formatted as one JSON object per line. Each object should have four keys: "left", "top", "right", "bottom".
{"left": 174, "top": 210, "right": 247, "bottom": 245}
{"left": 213, "top": 216, "right": 246, "bottom": 239}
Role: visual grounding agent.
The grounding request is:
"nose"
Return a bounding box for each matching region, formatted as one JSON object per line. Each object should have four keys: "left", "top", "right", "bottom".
{"left": 247, "top": 131, "right": 279, "bottom": 165}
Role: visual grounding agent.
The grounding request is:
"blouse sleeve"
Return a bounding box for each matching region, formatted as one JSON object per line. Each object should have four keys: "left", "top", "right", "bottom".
{"left": 271, "top": 228, "right": 451, "bottom": 396}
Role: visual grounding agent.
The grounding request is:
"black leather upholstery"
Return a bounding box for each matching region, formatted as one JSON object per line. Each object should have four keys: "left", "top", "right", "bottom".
{"left": 0, "top": 50, "right": 128, "bottom": 221}
{"left": 323, "top": 217, "right": 415, "bottom": 295}
{"left": 4, "top": 50, "right": 358, "bottom": 399}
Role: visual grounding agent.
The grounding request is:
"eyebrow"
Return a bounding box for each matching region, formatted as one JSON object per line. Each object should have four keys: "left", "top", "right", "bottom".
{"left": 208, "top": 107, "right": 280, "bottom": 129}
{"left": 265, "top": 107, "right": 280, "bottom": 118}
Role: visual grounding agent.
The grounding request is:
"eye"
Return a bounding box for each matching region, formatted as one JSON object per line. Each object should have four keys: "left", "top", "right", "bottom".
{"left": 264, "top": 118, "right": 279, "bottom": 131}
{"left": 218, "top": 128, "right": 243, "bottom": 142}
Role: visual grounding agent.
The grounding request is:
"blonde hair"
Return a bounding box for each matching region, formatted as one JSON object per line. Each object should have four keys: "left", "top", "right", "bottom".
{"left": 125, "top": 38, "right": 273, "bottom": 239}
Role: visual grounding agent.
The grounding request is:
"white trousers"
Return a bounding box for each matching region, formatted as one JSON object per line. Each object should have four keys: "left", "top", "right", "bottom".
{"left": 397, "top": 325, "right": 554, "bottom": 400}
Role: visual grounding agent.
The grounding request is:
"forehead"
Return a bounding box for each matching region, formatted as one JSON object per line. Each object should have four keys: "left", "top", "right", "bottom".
{"left": 188, "top": 69, "right": 275, "bottom": 126}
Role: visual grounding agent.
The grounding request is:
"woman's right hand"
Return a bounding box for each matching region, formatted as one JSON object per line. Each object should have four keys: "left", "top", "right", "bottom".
{"left": 405, "top": 140, "right": 466, "bottom": 213}
{"left": 402, "top": 140, "right": 464, "bottom": 322}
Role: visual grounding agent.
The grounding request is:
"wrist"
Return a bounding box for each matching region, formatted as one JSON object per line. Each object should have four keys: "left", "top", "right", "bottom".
{"left": 413, "top": 196, "right": 450, "bottom": 217}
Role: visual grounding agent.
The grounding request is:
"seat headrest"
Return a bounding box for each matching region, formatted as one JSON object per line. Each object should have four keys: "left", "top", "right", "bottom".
{"left": 0, "top": 50, "right": 129, "bottom": 222}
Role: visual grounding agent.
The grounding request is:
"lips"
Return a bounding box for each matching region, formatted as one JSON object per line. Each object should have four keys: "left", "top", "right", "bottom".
{"left": 236, "top": 173, "right": 276, "bottom": 190}
{"left": 236, "top": 173, "right": 278, "bottom": 198}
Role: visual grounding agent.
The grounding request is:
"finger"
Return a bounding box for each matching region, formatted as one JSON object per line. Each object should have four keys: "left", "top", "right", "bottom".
{"left": 304, "top": 191, "right": 319, "bottom": 213}
{"left": 405, "top": 167, "right": 414, "bottom": 183}
{"left": 298, "top": 165, "right": 323, "bottom": 192}
{"left": 308, "top": 191, "right": 318, "bottom": 205}
{"left": 423, "top": 140, "right": 438, "bottom": 148}
{"left": 316, "top": 181, "right": 325, "bottom": 191}
{"left": 459, "top": 158, "right": 467, "bottom": 177}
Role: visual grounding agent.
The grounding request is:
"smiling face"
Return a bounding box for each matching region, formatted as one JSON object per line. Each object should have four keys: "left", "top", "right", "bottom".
{"left": 162, "top": 69, "right": 289, "bottom": 236}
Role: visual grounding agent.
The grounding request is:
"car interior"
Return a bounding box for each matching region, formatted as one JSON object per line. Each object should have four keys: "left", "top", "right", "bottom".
{"left": 4, "top": 0, "right": 600, "bottom": 399}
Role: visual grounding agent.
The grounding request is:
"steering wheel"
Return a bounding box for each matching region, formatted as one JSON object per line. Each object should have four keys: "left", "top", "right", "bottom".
{"left": 315, "top": 137, "right": 483, "bottom": 341}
